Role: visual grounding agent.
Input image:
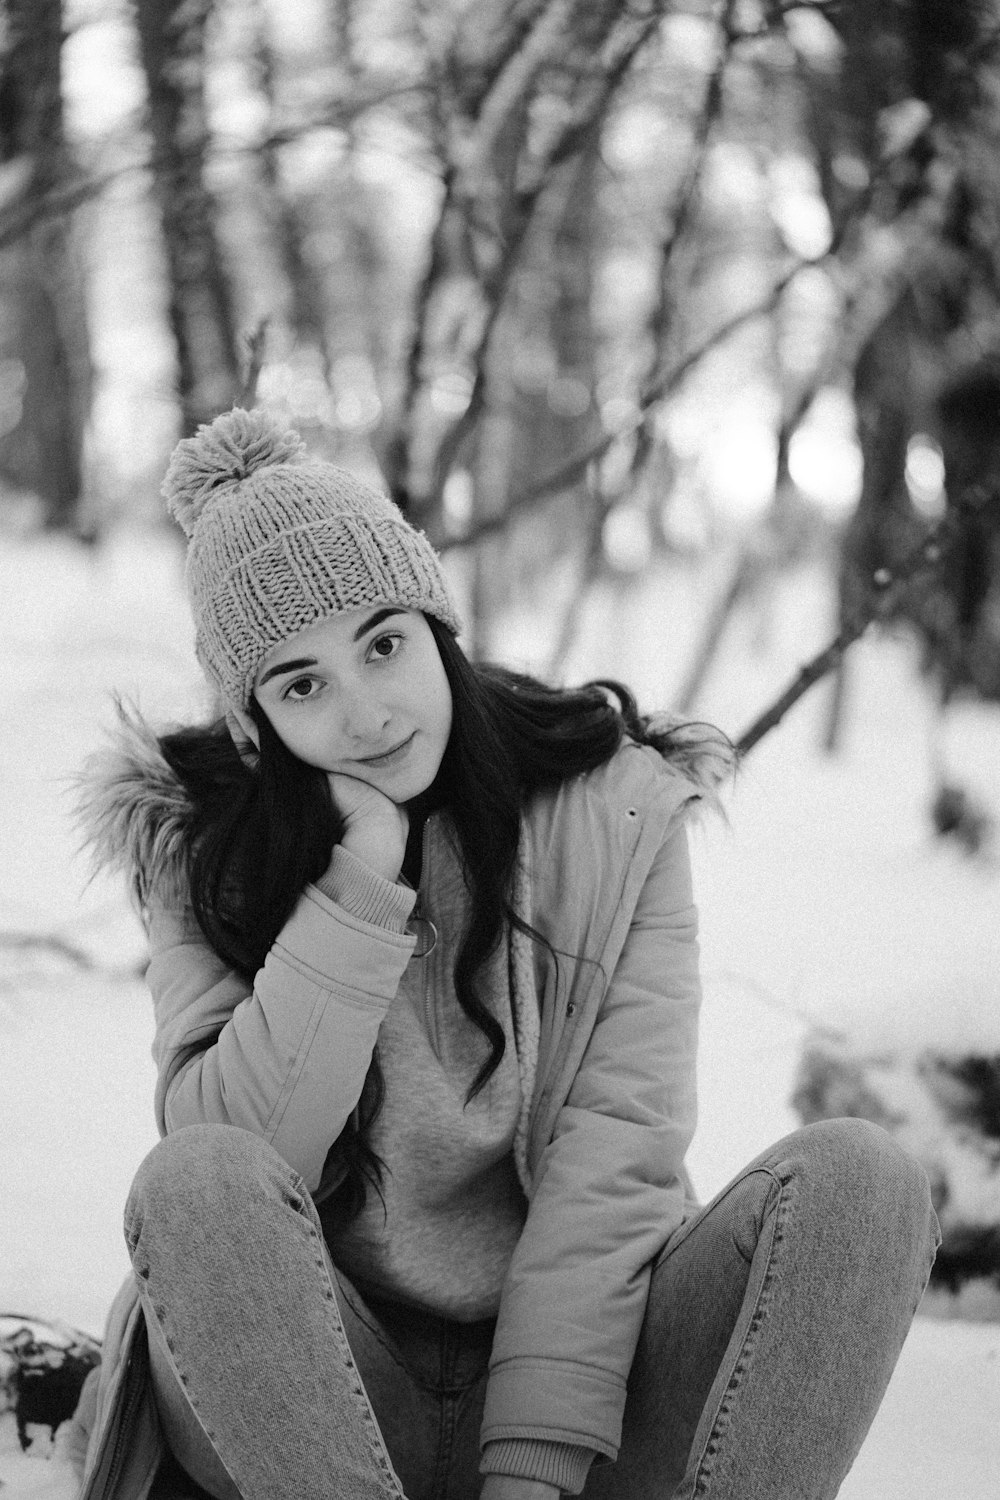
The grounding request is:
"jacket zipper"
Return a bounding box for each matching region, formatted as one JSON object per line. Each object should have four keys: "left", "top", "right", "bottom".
{"left": 87, "top": 1343, "right": 146, "bottom": 1500}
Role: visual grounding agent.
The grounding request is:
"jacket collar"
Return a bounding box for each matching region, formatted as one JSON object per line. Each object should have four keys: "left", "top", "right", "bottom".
{"left": 75, "top": 702, "right": 731, "bottom": 922}
{"left": 75, "top": 701, "right": 201, "bottom": 912}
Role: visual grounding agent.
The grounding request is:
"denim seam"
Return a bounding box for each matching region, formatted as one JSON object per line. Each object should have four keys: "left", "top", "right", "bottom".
{"left": 688, "top": 1166, "right": 788, "bottom": 1498}
{"left": 137, "top": 1281, "right": 241, "bottom": 1496}
{"left": 336, "top": 1281, "right": 489, "bottom": 1397}
{"left": 432, "top": 1323, "right": 459, "bottom": 1500}
{"left": 132, "top": 1176, "right": 406, "bottom": 1500}
{"left": 293, "top": 1200, "right": 407, "bottom": 1497}
{"left": 335, "top": 1282, "right": 440, "bottom": 1389}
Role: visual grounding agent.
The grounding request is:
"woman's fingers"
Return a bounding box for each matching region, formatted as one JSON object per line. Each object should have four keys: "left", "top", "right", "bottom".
{"left": 327, "top": 772, "right": 409, "bottom": 881}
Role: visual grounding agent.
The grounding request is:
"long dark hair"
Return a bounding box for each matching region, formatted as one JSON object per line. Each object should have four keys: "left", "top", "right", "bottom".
{"left": 158, "top": 615, "right": 729, "bottom": 1219}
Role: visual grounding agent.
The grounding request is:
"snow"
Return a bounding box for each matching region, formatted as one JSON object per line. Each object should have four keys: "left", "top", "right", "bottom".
{"left": 2, "top": 532, "right": 998, "bottom": 1492}
{"left": 837, "top": 1319, "right": 1000, "bottom": 1499}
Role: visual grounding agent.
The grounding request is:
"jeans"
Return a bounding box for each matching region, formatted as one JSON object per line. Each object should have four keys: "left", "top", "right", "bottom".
{"left": 124, "top": 1118, "right": 939, "bottom": 1500}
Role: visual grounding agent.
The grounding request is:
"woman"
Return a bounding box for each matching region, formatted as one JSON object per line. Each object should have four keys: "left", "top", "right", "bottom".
{"left": 64, "top": 408, "right": 938, "bottom": 1500}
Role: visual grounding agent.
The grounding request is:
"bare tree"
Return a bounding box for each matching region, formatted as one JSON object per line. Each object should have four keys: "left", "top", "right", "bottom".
{"left": 0, "top": 0, "right": 92, "bottom": 530}
{"left": 133, "top": 0, "right": 240, "bottom": 433}
{"left": 380, "top": 0, "right": 667, "bottom": 531}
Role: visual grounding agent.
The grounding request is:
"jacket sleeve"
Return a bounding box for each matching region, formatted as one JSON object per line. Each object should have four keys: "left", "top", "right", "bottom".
{"left": 481, "top": 814, "right": 700, "bottom": 1484}
{"left": 146, "top": 846, "right": 417, "bottom": 1193}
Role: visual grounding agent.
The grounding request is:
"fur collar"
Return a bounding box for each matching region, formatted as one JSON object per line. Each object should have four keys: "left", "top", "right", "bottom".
{"left": 75, "top": 700, "right": 198, "bottom": 912}
{"left": 76, "top": 702, "right": 734, "bottom": 914}
{"left": 642, "top": 712, "right": 734, "bottom": 818}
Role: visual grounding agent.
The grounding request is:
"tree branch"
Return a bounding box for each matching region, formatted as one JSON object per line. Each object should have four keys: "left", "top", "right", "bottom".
{"left": 438, "top": 253, "right": 812, "bottom": 551}
{"left": 425, "top": 5, "right": 664, "bottom": 516}
{"left": 632, "top": 0, "right": 739, "bottom": 480}
{"left": 459, "top": 0, "right": 576, "bottom": 183}
{"left": 439, "top": 128, "right": 942, "bottom": 556}
{"left": 646, "top": 0, "right": 739, "bottom": 356}
{"left": 236, "top": 317, "right": 269, "bottom": 407}
{"left": 734, "top": 518, "right": 956, "bottom": 757}
{"left": 386, "top": 1, "right": 585, "bottom": 510}
{"left": 384, "top": 162, "right": 458, "bottom": 508}
{"left": 0, "top": 75, "right": 435, "bottom": 254}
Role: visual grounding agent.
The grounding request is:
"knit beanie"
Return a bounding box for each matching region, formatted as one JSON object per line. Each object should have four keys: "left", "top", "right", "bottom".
{"left": 162, "top": 408, "right": 460, "bottom": 710}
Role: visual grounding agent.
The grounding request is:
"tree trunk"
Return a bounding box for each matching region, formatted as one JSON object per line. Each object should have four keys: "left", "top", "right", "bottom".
{"left": 251, "top": 4, "right": 331, "bottom": 372}
{"left": 471, "top": 138, "right": 603, "bottom": 646}
{"left": 133, "top": 0, "right": 240, "bottom": 434}
{"left": 0, "top": 0, "right": 92, "bottom": 531}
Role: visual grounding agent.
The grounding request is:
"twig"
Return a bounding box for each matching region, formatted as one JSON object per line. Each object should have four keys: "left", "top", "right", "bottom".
{"left": 734, "top": 519, "right": 954, "bottom": 757}
{"left": 237, "top": 318, "right": 269, "bottom": 407}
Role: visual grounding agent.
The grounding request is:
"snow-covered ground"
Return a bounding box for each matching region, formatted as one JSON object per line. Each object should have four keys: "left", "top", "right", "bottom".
{"left": 2, "top": 530, "right": 999, "bottom": 1493}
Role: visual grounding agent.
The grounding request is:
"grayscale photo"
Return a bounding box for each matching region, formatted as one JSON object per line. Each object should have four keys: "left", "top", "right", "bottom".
{"left": 1, "top": 1, "right": 998, "bottom": 1496}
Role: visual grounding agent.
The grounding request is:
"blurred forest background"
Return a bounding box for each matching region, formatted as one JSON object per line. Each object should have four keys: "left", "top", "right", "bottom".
{"left": 2, "top": 0, "right": 1000, "bottom": 764}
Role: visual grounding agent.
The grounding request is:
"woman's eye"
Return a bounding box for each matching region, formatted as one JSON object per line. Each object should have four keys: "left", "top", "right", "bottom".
{"left": 284, "top": 676, "right": 320, "bottom": 701}
{"left": 370, "top": 633, "right": 402, "bottom": 660}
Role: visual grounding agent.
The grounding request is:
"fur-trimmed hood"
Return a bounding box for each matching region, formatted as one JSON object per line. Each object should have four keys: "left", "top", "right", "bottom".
{"left": 75, "top": 701, "right": 734, "bottom": 916}
{"left": 75, "top": 701, "right": 201, "bottom": 914}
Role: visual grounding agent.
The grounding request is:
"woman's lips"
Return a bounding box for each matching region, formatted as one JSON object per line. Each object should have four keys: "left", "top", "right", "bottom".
{"left": 352, "top": 732, "right": 416, "bottom": 768}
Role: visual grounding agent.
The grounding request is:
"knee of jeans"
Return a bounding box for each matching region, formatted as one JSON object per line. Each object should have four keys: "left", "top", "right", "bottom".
{"left": 800, "top": 1116, "right": 939, "bottom": 1252}
{"left": 124, "top": 1125, "right": 296, "bottom": 1256}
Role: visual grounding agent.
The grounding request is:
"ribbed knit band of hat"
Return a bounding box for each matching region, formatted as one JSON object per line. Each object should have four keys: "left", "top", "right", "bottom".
{"left": 161, "top": 407, "right": 460, "bottom": 713}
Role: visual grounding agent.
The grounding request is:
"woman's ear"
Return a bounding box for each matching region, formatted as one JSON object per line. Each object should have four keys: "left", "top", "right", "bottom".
{"left": 225, "top": 704, "right": 261, "bottom": 767}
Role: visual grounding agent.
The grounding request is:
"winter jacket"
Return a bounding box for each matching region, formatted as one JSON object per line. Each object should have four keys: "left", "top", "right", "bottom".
{"left": 64, "top": 712, "right": 714, "bottom": 1499}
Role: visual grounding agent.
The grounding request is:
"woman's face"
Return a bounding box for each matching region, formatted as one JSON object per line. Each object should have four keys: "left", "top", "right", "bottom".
{"left": 253, "top": 607, "right": 453, "bottom": 804}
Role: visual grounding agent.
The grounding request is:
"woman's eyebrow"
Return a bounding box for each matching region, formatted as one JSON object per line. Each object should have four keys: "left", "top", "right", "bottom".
{"left": 352, "top": 607, "right": 406, "bottom": 641}
{"left": 257, "top": 655, "right": 317, "bottom": 687}
{"left": 257, "top": 611, "right": 406, "bottom": 687}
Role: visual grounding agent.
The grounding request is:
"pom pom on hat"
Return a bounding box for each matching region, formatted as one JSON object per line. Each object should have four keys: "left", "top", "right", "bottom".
{"left": 162, "top": 407, "right": 305, "bottom": 537}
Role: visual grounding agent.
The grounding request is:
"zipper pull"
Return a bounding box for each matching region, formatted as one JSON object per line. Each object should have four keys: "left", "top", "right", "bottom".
{"left": 407, "top": 903, "right": 438, "bottom": 957}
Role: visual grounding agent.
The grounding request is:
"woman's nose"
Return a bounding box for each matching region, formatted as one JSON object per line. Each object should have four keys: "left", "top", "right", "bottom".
{"left": 339, "top": 686, "right": 391, "bottom": 741}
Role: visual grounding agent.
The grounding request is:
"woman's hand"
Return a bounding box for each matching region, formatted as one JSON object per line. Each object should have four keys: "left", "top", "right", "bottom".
{"left": 328, "top": 772, "right": 409, "bottom": 882}
{"left": 479, "top": 1480, "right": 561, "bottom": 1500}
